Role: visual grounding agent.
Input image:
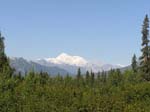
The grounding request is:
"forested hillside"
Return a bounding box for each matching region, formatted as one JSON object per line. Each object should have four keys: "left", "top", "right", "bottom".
{"left": 0, "top": 15, "right": 150, "bottom": 112}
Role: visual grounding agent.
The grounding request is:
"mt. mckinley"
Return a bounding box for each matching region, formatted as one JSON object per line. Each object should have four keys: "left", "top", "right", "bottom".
{"left": 10, "top": 53, "right": 123, "bottom": 75}
{"left": 36, "top": 53, "right": 123, "bottom": 74}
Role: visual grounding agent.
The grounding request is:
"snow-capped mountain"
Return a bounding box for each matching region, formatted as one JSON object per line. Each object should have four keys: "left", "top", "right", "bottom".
{"left": 45, "top": 53, "right": 88, "bottom": 66}
{"left": 36, "top": 53, "right": 123, "bottom": 74}
{"left": 9, "top": 53, "right": 124, "bottom": 75}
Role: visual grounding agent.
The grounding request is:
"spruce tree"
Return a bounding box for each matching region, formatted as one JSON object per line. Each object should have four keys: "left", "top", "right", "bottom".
{"left": 139, "top": 15, "right": 150, "bottom": 81}
{"left": 0, "top": 33, "right": 6, "bottom": 69}
{"left": 0, "top": 32, "right": 12, "bottom": 74}
{"left": 101, "top": 71, "right": 106, "bottom": 83}
{"left": 131, "top": 54, "right": 137, "bottom": 72}
{"left": 77, "top": 68, "right": 81, "bottom": 79}
{"left": 90, "top": 70, "right": 95, "bottom": 86}
{"left": 85, "top": 70, "right": 90, "bottom": 83}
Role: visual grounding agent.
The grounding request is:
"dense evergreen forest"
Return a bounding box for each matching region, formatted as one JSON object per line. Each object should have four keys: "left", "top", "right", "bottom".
{"left": 0, "top": 15, "right": 150, "bottom": 112}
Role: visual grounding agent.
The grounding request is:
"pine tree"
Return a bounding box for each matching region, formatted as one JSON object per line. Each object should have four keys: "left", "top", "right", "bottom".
{"left": 77, "top": 68, "right": 81, "bottom": 80}
{"left": 139, "top": 15, "right": 150, "bottom": 81}
{"left": 96, "top": 71, "right": 101, "bottom": 85}
{"left": 85, "top": 71, "right": 90, "bottom": 83}
{"left": 76, "top": 68, "right": 81, "bottom": 86}
{"left": 101, "top": 71, "right": 106, "bottom": 83}
{"left": 131, "top": 54, "right": 137, "bottom": 72}
{"left": 90, "top": 70, "right": 95, "bottom": 86}
{"left": 0, "top": 33, "right": 7, "bottom": 70}
{"left": 97, "top": 71, "right": 101, "bottom": 79}
{"left": 0, "top": 32, "right": 12, "bottom": 76}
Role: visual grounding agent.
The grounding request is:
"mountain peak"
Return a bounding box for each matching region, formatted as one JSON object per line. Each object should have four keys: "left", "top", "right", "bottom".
{"left": 45, "top": 53, "right": 88, "bottom": 66}
{"left": 35, "top": 53, "right": 124, "bottom": 73}
{"left": 56, "top": 53, "right": 71, "bottom": 59}
{"left": 58, "top": 53, "right": 69, "bottom": 56}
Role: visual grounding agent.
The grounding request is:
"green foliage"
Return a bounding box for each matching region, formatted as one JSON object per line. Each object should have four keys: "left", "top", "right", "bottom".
{"left": 131, "top": 54, "right": 137, "bottom": 72}
{"left": 1, "top": 68, "right": 150, "bottom": 112}
{"left": 108, "top": 69, "right": 123, "bottom": 86}
{"left": 90, "top": 70, "right": 95, "bottom": 87}
{"left": 139, "top": 15, "right": 150, "bottom": 81}
{"left": 85, "top": 71, "right": 90, "bottom": 84}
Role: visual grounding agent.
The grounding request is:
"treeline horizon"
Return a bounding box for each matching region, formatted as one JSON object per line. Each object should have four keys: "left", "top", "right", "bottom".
{"left": 0, "top": 15, "right": 150, "bottom": 111}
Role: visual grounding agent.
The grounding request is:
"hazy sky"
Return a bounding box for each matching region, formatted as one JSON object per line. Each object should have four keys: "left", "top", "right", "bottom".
{"left": 0, "top": 0, "right": 150, "bottom": 65}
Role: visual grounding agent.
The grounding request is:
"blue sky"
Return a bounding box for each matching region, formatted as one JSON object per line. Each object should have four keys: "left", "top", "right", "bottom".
{"left": 0, "top": 0, "right": 150, "bottom": 65}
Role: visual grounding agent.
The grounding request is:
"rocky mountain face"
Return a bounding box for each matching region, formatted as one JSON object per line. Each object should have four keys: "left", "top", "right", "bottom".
{"left": 10, "top": 57, "right": 68, "bottom": 76}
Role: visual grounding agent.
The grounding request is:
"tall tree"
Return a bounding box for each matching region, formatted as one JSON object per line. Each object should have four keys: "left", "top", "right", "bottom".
{"left": 131, "top": 54, "right": 137, "bottom": 72}
{"left": 0, "top": 33, "right": 7, "bottom": 69}
{"left": 77, "top": 68, "right": 81, "bottom": 80}
{"left": 139, "top": 15, "right": 150, "bottom": 81}
{"left": 90, "top": 70, "right": 95, "bottom": 86}
{"left": 85, "top": 71, "right": 90, "bottom": 84}
{"left": 0, "top": 32, "right": 12, "bottom": 76}
{"left": 101, "top": 71, "right": 107, "bottom": 84}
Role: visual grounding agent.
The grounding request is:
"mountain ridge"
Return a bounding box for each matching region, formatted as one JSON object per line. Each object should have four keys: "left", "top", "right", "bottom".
{"left": 36, "top": 53, "right": 123, "bottom": 73}
{"left": 10, "top": 57, "right": 69, "bottom": 76}
{"left": 9, "top": 53, "right": 124, "bottom": 75}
